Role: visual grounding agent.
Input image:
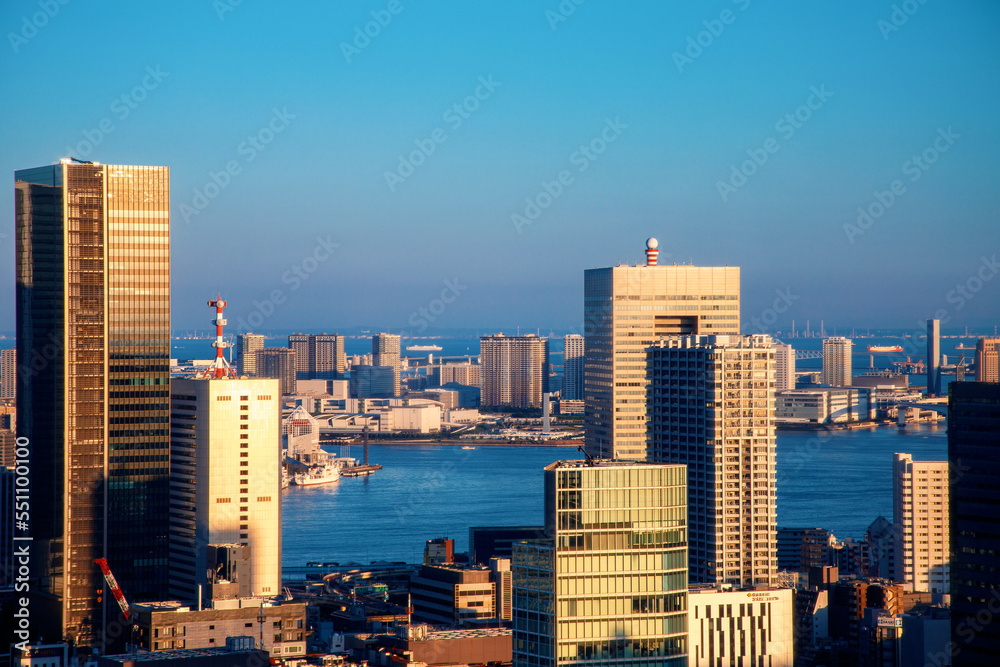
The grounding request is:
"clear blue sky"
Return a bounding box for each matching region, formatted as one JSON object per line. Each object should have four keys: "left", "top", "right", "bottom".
{"left": 1, "top": 0, "right": 998, "bottom": 334}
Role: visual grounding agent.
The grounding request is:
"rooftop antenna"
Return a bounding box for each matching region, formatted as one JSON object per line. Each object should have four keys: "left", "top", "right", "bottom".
{"left": 202, "top": 295, "right": 236, "bottom": 378}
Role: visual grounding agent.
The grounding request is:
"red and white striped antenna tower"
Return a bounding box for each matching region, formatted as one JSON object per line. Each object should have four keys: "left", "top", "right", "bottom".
{"left": 204, "top": 295, "right": 236, "bottom": 379}
{"left": 645, "top": 237, "right": 659, "bottom": 266}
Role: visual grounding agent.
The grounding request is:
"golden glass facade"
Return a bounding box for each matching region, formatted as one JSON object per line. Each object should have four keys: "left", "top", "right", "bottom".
{"left": 513, "top": 461, "right": 688, "bottom": 667}
{"left": 16, "top": 162, "right": 170, "bottom": 649}
{"left": 584, "top": 265, "right": 740, "bottom": 461}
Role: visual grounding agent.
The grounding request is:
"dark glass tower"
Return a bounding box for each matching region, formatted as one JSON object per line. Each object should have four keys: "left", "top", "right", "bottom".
{"left": 948, "top": 382, "right": 1000, "bottom": 665}
{"left": 16, "top": 161, "right": 171, "bottom": 650}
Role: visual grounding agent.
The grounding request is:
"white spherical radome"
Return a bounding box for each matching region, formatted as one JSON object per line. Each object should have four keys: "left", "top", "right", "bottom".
{"left": 646, "top": 237, "right": 658, "bottom": 249}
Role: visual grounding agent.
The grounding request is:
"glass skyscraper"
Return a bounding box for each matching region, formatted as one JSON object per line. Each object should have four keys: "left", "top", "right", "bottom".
{"left": 16, "top": 161, "right": 171, "bottom": 649}
{"left": 512, "top": 460, "right": 689, "bottom": 666}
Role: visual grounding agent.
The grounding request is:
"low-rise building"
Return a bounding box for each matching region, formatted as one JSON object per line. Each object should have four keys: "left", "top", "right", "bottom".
{"left": 410, "top": 564, "right": 496, "bottom": 627}
{"left": 775, "top": 388, "right": 875, "bottom": 424}
{"left": 130, "top": 600, "right": 307, "bottom": 658}
{"left": 98, "top": 638, "right": 268, "bottom": 667}
{"left": 687, "top": 586, "right": 794, "bottom": 667}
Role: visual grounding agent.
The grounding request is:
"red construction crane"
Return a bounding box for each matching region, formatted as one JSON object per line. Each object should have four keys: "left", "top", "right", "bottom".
{"left": 94, "top": 558, "right": 130, "bottom": 621}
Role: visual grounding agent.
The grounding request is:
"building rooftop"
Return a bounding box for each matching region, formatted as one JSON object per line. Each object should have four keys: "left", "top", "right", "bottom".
{"left": 544, "top": 459, "right": 681, "bottom": 471}
{"left": 102, "top": 646, "right": 264, "bottom": 662}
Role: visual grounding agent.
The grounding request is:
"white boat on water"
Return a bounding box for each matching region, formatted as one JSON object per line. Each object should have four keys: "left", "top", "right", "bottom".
{"left": 461, "top": 446, "right": 476, "bottom": 450}
{"left": 292, "top": 463, "right": 341, "bottom": 487}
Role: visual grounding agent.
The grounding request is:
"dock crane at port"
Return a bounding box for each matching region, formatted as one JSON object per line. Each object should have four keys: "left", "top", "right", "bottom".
{"left": 95, "top": 558, "right": 139, "bottom": 656}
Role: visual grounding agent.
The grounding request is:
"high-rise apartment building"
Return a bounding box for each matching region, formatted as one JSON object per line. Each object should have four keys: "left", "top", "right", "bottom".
{"left": 892, "top": 453, "right": 949, "bottom": 593}
{"left": 235, "top": 333, "right": 265, "bottom": 376}
{"left": 256, "top": 347, "right": 296, "bottom": 394}
{"left": 948, "top": 382, "right": 1000, "bottom": 665}
{"left": 927, "top": 319, "right": 941, "bottom": 396}
{"left": 647, "top": 334, "right": 777, "bottom": 587}
{"left": 288, "top": 333, "right": 310, "bottom": 379}
{"left": 373, "top": 333, "right": 401, "bottom": 395}
{"left": 288, "top": 333, "right": 345, "bottom": 380}
{"left": 822, "top": 337, "right": 852, "bottom": 387}
{"left": 774, "top": 342, "right": 795, "bottom": 391}
{"left": 1, "top": 347, "right": 15, "bottom": 400}
{"left": 169, "top": 376, "right": 281, "bottom": 600}
{"left": 974, "top": 336, "right": 1000, "bottom": 382}
{"left": 481, "top": 334, "right": 549, "bottom": 409}
{"left": 562, "top": 334, "right": 584, "bottom": 400}
{"left": 15, "top": 161, "right": 171, "bottom": 648}
{"left": 512, "top": 460, "right": 689, "bottom": 666}
{"left": 584, "top": 239, "right": 740, "bottom": 460}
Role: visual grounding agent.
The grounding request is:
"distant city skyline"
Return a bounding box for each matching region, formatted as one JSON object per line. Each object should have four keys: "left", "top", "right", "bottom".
{"left": 2, "top": 2, "right": 998, "bottom": 332}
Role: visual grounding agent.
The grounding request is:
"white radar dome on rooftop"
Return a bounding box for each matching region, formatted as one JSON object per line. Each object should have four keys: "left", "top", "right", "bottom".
{"left": 646, "top": 237, "right": 658, "bottom": 249}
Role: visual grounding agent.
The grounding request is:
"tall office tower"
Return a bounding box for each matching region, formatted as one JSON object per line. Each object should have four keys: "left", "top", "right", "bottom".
{"left": 584, "top": 238, "right": 740, "bottom": 460}
{"left": 975, "top": 336, "right": 1000, "bottom": 382}
{"left": 948, "top": 382, "right": 1000, "bottom": 665}
{"left": 926, "top": 318, "right": 941, "bottom": 396}
{"left": 648, "top": 334, "right": 777, "bottom": 587}
{"left": 512, "top": 460, "right": 688, "bottom": 666}
{"left": 821, "top": 336, "right": 852, "bottom": 387}
{"left": 774, "top": 342, "right": 795, "bottom": 391}
{"left": 235, "top": 333, "right": 265, "bottom": 376}
{"left": 256, "top": 347, "right": 296, "bottom": 394}
{"left": 372, "top": 333, "right": 401, "bottom": 395}
{"left": 288, "top": 333, "right": 310, "bottom": 379}
{"left": 169, "top": 376, "right": 281, "bottom": 600}
{"left": 314, "top": 333, "right": 346, "bottom": 379}
{"left": 15, "top": 161, "right": 171, "bottom": 648}
{"left": 480, "top": 334, "right": 549, "bottom": 409}
{"left": 349, "top": 365, "right": 396, "bottom": 399}
{"left": 892, "top": 453, "right": 949, "bottom": 593}
{"left": 562, "top": 334, "right": 585, "bottom": 400}
{"left": 1, "top": 347, "right": 15, "bottom": 399}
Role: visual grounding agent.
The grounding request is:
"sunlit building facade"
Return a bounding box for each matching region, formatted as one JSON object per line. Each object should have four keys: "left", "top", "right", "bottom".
{"left": 647, "top": 334, "right": 777, "bottom": 588}
{"left": 481, "top": 334, "right": 549, "bottom": 409}
{"left": 373, "top": 333, "right": 401, "bottom": 395}
{"left": 583, "top": 255, "right": 740, "bottom": 460}
{"left": 169, "top": 377, "right": 282, "bottom": 600}
{"left": 235, "top": 333, "right": 265, "bottom": 377}
{"left": 892, "top": 453, "right": 949, "bottom": 593}
{"left": 563, "top": 334, "right": 585, "bottom": 401}
{"left": 16, "top": 161, "right": 171, "bottom": 649}
{"left": 821, "top": 337, "right": 852, "bottom": 387}
{"left": 512, "top": 460, "right": 689, "bottom": 666}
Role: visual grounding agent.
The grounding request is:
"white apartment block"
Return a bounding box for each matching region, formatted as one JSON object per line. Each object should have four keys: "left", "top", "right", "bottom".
{"left": 821, "top": 337, "right": 852, "bottom": 387}
{"left": 893, "top": 453, "right": 949, "bottom": 593}
{"left": 774, "top": 343, "right": 795, "bottom": 391}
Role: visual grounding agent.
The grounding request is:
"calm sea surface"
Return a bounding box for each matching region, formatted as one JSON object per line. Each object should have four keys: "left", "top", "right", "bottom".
{"left": 280, "top": 423, "right": 947, "bottom": 568}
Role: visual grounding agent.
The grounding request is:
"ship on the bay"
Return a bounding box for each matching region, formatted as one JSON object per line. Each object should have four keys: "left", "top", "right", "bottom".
{"left": 406, "top": 344, "right": 443, "bottom": 351}
{"left": 867, "top": 345, "right": 904, "bottom": 353}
